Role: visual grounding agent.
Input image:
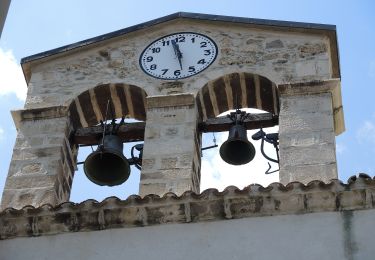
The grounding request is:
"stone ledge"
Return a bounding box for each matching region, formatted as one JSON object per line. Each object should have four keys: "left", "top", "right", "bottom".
{"left": 0, "top": 174, "right": 374, "bottom": 240}
{"left": 11, "top": 106, "right": 68, "bottom": 129}
{"left": 278, "top": 79, "right": 344, "bottom": 136}
{"left": 146, "top": 94, "right": 194, "bottom": 109}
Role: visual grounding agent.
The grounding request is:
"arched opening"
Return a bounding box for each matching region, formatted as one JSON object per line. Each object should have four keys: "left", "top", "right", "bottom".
{"left": 196, "top": 72, "right": 279, "bottom": 120}
{"left": 68, "top": 83, "right": 147, "bottom": 128}
{"left": 67, "top": 83, "right": 147, "bottom": 202}
{"left": 196, "top": 72, "right": 280, "bottom": 190}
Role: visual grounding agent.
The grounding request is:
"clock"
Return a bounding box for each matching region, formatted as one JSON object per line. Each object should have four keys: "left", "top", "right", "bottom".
{"left": 139, "top": 32, "right": 218, "bottom": 80}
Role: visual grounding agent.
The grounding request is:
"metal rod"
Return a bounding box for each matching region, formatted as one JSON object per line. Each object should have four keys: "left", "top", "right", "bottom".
{"left": 201, "top": 144, "right": 218, "bottom": 151}
{"left": 101, "top": 100, "right": 111, "bottom": 147}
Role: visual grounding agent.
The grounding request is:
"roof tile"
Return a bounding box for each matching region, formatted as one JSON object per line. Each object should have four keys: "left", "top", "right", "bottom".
{"left": 1, "top": 175, "right": 374, "bottom": 240}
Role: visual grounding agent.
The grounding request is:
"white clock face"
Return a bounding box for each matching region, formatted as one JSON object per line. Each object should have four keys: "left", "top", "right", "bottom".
{"left": 140, "top": 32, "right": 218, "bottom": 80}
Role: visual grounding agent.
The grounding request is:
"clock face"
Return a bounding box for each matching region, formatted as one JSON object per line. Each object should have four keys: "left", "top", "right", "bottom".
{"left": 139, "top": 32, "right": 218, "bottom": 80}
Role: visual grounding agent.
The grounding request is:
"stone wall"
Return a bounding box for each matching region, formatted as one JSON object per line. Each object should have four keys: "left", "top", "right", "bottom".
{"left": 1, "top": 176, "right": 375, "bottom": 259}
{"left": 2, "top": 210, "right": 375, "bottom": 260}
{"left": 1, "top": 107, "right": 76, "bottom": 209}
{"left": 1, "top": 17, "right": 344, "bottom": 208}
{"left": 140, "top": 94, "right": 201, "bottom": 196}
{"left": 24, "top": 20, "right": 333, "bottom": 109}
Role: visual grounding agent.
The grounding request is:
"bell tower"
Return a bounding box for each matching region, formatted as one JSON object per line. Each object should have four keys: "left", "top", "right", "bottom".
{"left": 1, "top": 12, "right": 344, "bottom": 210}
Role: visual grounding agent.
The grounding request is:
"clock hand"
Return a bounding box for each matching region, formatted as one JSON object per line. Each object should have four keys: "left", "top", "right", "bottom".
{"left": 172, "top": 40, "right": 183, "bottom": 70}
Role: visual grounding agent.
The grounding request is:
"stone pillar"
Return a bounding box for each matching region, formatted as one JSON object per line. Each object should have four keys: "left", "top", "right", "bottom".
{"left": 139, "top": 94, "right": 201, "bottom": 197}
{"left": 278, "top": 80, "right": 344, "bottom": 184}
{"left": 0, "top": 107, "right": 76, "bottom": 210}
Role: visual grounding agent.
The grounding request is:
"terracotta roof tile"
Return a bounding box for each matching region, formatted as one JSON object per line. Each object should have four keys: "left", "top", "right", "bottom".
{"left": 0, "top": 175, "right": 374, "bottom": 240}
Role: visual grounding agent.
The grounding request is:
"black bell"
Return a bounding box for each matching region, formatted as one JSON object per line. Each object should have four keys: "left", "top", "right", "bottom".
{"left": 219, "top": 124, "right": 256, "bottom": 165}
{"left": 84, "top": 135, "right": 130, "bottom": 186}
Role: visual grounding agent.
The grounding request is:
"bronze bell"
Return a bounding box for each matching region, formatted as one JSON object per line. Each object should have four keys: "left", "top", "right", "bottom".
{"left": 219, "top": 124, "right": 256, "bottom": 165}
{"left": 84, "top": 135, "right": 130, "bottom": 186}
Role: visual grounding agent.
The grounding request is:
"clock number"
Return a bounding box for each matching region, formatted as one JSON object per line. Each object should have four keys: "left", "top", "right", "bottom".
{"left": 152, "top": 47, "right": 161, "bottom": 53}
{"left": 161, "top": 69, "right": 168, "bottom": 75}
{"left": 175, "top": 36, "right": 185, "bottom": 43}
{"left": 146, "top": 56, "right": 153, "bottom": 62}
{"left": 197, "top": 59, "right": 206, "bottom": 65}
{"left": 150, "top": 64, "right": 157, "bottom": 70}
{"left": 188, "top": 66, "right": 196, "bottom": 73}
{"left": 200, "top": 42, "right": 207, "bottom": 48}
{"left": 204, "top": 50, "right": 211, "bottom": 56}
{"left": 162, "top": 41, "right": 170, "bottom": 46}
{"left": 191, "top": 37, "right": 195, "bottom": 43}
{"left": 174, "top": 70, "right": 181, "bottom": 76}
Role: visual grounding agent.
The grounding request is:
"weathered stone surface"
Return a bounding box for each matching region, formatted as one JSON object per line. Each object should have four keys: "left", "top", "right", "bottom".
{"left": 21, "top": 19, "right": 338, "bottom": 110}
{"left": 281, "top": 130, "right": 335, "bottom": 147}
{"left": 279, "top": 90, "right": 338, "bottom": 183}
{"left": 1, "top": 115, "right": 75, "bottom": 210}
{"left": 280, "top": 163, "right": 337, "bottom": 184}
{"left": 0, "top": 176, "right": 374, "bottom": 241}
{"left": 2, "top": 15, "right": 344, "bottom": 209}
{"left": 140, "top": 94, "right": 200, "bottom": 197}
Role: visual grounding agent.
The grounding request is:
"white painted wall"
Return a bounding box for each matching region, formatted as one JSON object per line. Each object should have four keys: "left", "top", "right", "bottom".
{"left": 1, "top": 209, "right": 374, "bottom": 260}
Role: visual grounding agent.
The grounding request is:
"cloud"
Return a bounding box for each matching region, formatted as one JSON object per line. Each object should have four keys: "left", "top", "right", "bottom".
{"left": 0, "top": 127, "right": 4, "bottom": 141}
{"left": 0, "top": 48, "right": 27, "bottom": 101}
{"left": 336, "top": 142, "right": 346, "bottom": 154}
{"left": 357, "top": 120, "right": 375, "bottom": 144}
{"left": 201, "top": 122, "right": 279, "bottom": 191}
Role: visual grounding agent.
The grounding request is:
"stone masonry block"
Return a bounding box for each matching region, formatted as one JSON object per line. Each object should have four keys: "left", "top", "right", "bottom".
{"left": 11, "top": 149, "right": 39, "bottom": 161}
{"left": 144, "top": 126, "right": 160, "bottom": 139}
{"left": 280, "top": 93, "right": 332, "bottom": 114}
{"left": 146, "top": 108, "right": 195, "bottom": 124}
{"left": 139, "top": 183, "right": 167, "bottom": 197}
{"left": 4, "top": 175, "right": 57, "bottom": 190}
{"left": 1, "top": 187, "right": 59, "bottom": 210}
{"left": 280, "top": 163, "right": 337, "bottom": 185}
{"left": 141, "top": 158, "right": 156, "bottom": 170}
{"left": 140, "top": 172, "right": 165, "bottom": 181}
{"left": 161, "top": 125, "right": 180, "bottom": 137}
{"left": 18, "top": 118, "right": 68, "bottom": 136}
{"left": 13, "top": 147, "right": 63, "bottom": 160}
{"left": 167, "top": 180, "right": 192, "bottom": 195}
{"left": 178, "top": 153, "right": 194, "bottom": 167}
{"left": 44, "top": 135, "right": 65, "bottom": 145}
{"left": 141, "top": 169, "right": 193, "bottom": 182}
{"left": 280, "top": 144, "right": 336, "bottom": 168}
{"left": 280, "top": 130, "right": 335, "bottom": 147}
{"left": 147, "top": 94, "right": 194, "bottom": 109}
{"left": 162, "top": 168, "right": 193, "bottom": 179}
{"left": 144, "top": 139, "right": 194, "bottom": 155}
{"left": 160, "top": 157, "right": 178, "bottom": 169}
{"left": 15, "top": 136, "right": 44, "bottom": 148}
{"left": 21, "top": 163, "right": 47, "bottom": 175}
{"left": 279, "top": 112, "right": 334, "bottom": 134}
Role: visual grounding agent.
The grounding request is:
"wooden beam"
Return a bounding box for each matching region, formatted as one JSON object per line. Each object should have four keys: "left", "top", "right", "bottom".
{"left": 199, "top": 113, "right": 278, "bottom": 133}
{"left": 74, "top": 122, "right": 145, "bottom": 145}
{"left": 73, "top": 113, "right": 278, "bottom": 145}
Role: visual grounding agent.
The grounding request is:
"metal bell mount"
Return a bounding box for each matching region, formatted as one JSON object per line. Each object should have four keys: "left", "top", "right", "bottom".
{"left": 219, "top": 109, "right": 256, "bottom": 165}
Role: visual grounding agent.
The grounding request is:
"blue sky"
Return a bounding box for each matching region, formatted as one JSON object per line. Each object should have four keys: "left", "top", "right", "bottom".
{"left": 0, "top": 0, "right": 374, "bottom": 203}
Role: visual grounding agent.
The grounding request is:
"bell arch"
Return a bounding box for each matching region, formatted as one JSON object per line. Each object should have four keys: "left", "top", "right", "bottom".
{"left": 68, "top": 83, "right": 147, "bottom": 128}
{"left": 196, "top": 72, "right": 280, "bottom": 191}
{"left": 196, "top": 72, "right": 279, "bottom": 121}
{"left": 67, "top": 83, "right": 148, "bottom": 202}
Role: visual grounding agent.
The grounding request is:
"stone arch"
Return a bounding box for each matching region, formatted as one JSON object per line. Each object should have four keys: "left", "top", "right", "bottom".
{"left": 68, "top": 83, "right": 147, "bottom": 128}
{"left": 196, "top": 72, "right": 279, "bottom": 120}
